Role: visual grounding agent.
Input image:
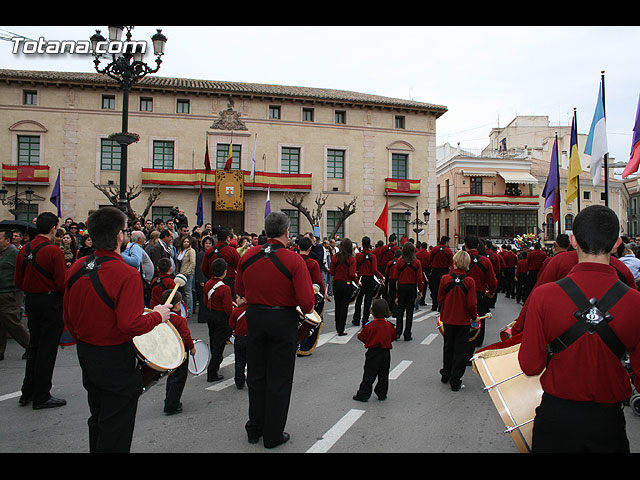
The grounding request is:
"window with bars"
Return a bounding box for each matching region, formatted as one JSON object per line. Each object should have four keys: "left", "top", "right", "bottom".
{"left": 17, "top": 135, "right": 40, "bottom": 165}
{"left": 153, "top": 141, "right": 174, "bottom": 169}
{"left": 101, "top": 139, "right": 121, "bottom": 170}
{"left": 391, "top": 153, "right": 407, "bottom": 179}
{"left": 327, "top": 149, "right": 344, "bottom": 179}
{"left": 281, "top": 147, "right": 300, "bottom": 174}
{"left": 216, "top": 144, "right": 241, "bottom": 170}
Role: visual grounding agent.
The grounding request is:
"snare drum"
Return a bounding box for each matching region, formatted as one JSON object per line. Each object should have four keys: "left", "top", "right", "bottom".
{"left": 471, "top": 341, "right": 543, "bottom": 453}
{"left": 296, "top": 307, "right": 322, "bottom": 344}
{"left": 500, "top": 321, "right": 516, "bottom": 342}
{"left": 188, "top": 339, "right": 211, "bottom": 376}
{"left": 133, "top": 314, "right": 186, "bottom": 392}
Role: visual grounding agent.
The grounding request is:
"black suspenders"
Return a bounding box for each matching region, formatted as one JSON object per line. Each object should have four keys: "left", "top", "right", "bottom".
{"left": 22, "top": 242, "right": 55, "bottom": 281}
{"left": 67, "top": 255, "right": 118, "bottom": 309}
{"left": 241, "top": 243, "right": 293, "bottom": 280}
{"left": 549, "top": 277, "right": 629, "bottom": 360}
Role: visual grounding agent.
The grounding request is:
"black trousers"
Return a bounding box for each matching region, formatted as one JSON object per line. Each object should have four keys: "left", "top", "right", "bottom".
{"left": 532, "top": 393, "right": 629, "bottom": 453}
{"left": 22, "top": 292, "right": 64, "bottom": 405}
{"left": 332, "top": 280, "right": 351, "bottom": 335}
{"left": 523, "top": 269, "right": 539, "bottom": 302}
{"left": 429, "top": 268, "right": 448, "bottom": 309}
{"left": 503, "top": 267, "right": 515, "bottom": 298}
{"left": 515, "top": 273, "right": 526, "bottom": 303}
{"left": 352, "top": 276, "right": 376, "bottom": 326}
{"left": 474, "top": 292, "right": 489, "bottom": 348}
{"left": 355, "top": 348, "right": 390, "bottom": 400}
{"left": 441, "top": 323, "right": 472, "bottom": 390}
{"left": 233, "top": 335, "right": 248, "bottom": 388}
{"left": 245, "top": 306, "right": 298, "bottom": 447}
{"left": 164, "top": 357, "right": 188, "bottom": 412}
{"left": 396, "top": 283, "right": 417, "bottom": 339}
{"left": 76, "top": 340, "right": 142, "bottom": 453}
{"left": 205, "top": 309, "right": 231, "bottom": 378}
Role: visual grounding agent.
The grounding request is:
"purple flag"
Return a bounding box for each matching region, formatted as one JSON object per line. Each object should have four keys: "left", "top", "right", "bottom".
{"left": 541, "top": 138, "right": 559, "bottom": 221}
{"left": 49, "top": 169, "right": 61, "bottom": 218}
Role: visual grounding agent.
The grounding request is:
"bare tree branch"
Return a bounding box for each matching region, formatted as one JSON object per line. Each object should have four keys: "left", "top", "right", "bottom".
{"left": 91, "top": 182, "right": 162, "bottom": 225}
{"left": 329, "top": 196, "right": 357, "bottom": 239}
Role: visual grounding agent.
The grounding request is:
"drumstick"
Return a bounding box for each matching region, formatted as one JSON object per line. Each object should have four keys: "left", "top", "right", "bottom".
{"left": 477, "top": 312, "right": 493, "bottom": 321}
{"left": 163, "top": 273, "right": 187, "bottom": 307}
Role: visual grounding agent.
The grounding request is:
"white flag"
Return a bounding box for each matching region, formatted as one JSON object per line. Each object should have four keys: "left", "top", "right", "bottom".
{"left": 584, "top": 82, "right": 608, "bottom": 186}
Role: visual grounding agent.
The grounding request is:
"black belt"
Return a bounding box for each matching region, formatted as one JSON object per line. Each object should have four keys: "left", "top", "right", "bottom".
{"left": 249, "top": 304, "right": 296, "bottom": 311}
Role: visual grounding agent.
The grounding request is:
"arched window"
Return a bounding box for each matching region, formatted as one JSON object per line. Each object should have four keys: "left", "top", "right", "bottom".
{"left": 565, "top": 214, "right": 573, "bottom": 232}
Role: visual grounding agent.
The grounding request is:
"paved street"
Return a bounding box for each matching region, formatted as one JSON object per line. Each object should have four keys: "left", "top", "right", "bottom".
{"left": 1, "top": 291, "right": 639, "bottom": 453}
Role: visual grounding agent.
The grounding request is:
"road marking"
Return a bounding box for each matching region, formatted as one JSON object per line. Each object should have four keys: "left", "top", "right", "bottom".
{"left": 328, "top": 326, "right": 359, "bottom": 344}
{"left": 306, "top": 409, "right": 365, "bottom": 453}
{"left": 0, "top": 391, "right": 21, "bottom": 403}
{"left": 413, "top": 310, "right": 438, "bottom": 323}
{"left": 389, "top": 360, "right": 412, "bottom": 380}
{"left": 421, "top": 333, "right": 439, "bottom": 345}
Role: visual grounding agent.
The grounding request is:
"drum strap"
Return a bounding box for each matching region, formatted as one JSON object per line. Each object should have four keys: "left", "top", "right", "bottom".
{"left": 67, "top": 255, "right": 118, "bottom": 309}
{"left": 399, "top": 261, "right": 417, "bottom": 273}
{"left": 241, "top": 243, "right": 292, "bottom": 280}
{"left": 444, "top": 273, "right": 468, "bottom": 295}
{"left": 207, "top": 280, "right": 225, "bottom": 300}
{"left": 22, "top": 241, "right": 55, "bottom": 281}
{"left": 548, "top": 277, "right": 629, "bottom": 360}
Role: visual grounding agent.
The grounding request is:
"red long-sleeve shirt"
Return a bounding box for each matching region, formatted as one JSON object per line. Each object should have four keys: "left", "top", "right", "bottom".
{"left": 63, "top": 249, "right": 162, "bottom": 346}
{"left": 201, "top": 241, "right": 241, "bottom": 279}
{"left": 229, "top": 303, "right": 248, "bottom": 336}
{"left": 502, "top": 251, "right": 518, "bottom": 269}
{"left": 235, "top": 239, "right": 315, "bottom": 314}
{"left": 390, "top": 258, "right": 423, "bottom": 291}
{"left": 429, "top": 245, "right": 453, "bottom": 269}
{"left": 355, "top": 249, "right": 383, "bottom": 279}
{"left": 437, "top": 269, "right": 478, "bottom": 326}
{"left": 526, "top": 249, "right": 547, "bottom": 271}
{"left": 518, "top": 262, "right": 640, "bottom": 403}
{"left": 357, "top": 317, "right": 396, "bottom": 349}
{"left": 301, "top": 253, "right": 325, "bottom": 294}
{"left": 465, "top": 249, "right": 497, "bottom": 295}
{"left": 169, "top": 312, "right": 194, "bottom": 351}
{"left": 14, "top": 235, "right": 67, "bottom": 294}
{"left": 330, "top": 255, "right": 358, "bottom": 283}
{"left": 150, "top": 273, "right": 175, "bottom": 308}
{"left": 204, "top": 278, "right": 233, "bottom": 317}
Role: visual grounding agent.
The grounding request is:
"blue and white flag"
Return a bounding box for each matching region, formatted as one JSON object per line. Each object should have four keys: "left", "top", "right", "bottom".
{"left": 264, "top": 185, "right": 271, "bottom": 218}
{"left": 584, "top": 81, "right": 608, "bottom": 186}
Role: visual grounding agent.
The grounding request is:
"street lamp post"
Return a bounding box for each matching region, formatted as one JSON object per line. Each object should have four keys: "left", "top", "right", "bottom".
{"left": 405, "top": 202, "right": 430, "bottom": 245}
{"left": 0, "top": 175, "right": 34, "bottom": 220}
{"left": 90, "top": 26, "right": 167, "bottom": 212}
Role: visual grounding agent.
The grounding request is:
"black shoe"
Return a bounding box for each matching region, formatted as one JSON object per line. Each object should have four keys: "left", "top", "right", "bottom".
{"left": 337, "top": 332, "right": 347, "bottom": 336}
{"left": 377, "top": 395, "right": 387, "bottom": 401}
{"left": 164, "top": 403, "right": 183, "bottom": 415}
{"left": 207, "top": 374, "right": 224, "bottom": 382}
{"left": 265, "top": 432, "right": 290, "bottom": 448}
{"left": 33, "top": 397, "right": 66, "bottom": 410}
{"left": 404, "top": 336, "right": 412, "bottom": 341}
{"left": 352, "top": 320, "right": 360, "bottom": 326}
{"left": 248, "top": 435, "right": 261, "bottom": 444}
{"left": 18, "top": 395, "right": 32, "bottom": 406}
{"left": 352, "top": 395, "right": 368, "bottom": 402}
{"left": 431, "top": 306, "right": 438, "bottom": 311}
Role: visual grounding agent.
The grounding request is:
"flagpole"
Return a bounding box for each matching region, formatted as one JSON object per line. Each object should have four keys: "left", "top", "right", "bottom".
{"left": 601, "top": 70, "right": 609, "bottom": 207}
{"left": 555, "top": 131, "right": 561, "bottom": 234}
{"left": 574, "top": 108, "right": 581, "bottom": 212}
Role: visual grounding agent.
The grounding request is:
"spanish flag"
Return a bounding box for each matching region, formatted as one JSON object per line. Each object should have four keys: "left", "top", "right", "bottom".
{"left": 224, "top": 142, "right": 233, "bottom": 170}
{"left": 566, "top": 113, "right": 582, "bottom": 205}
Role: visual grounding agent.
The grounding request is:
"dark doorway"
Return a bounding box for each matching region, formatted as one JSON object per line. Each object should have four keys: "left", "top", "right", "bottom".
{"left": 211, "top": 201, "right": 244, "bottom": 235}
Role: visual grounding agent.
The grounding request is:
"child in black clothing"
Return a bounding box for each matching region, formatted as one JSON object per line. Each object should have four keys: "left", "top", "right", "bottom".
{"left": 353, "top": 298, "right": 397, "bottom": 402}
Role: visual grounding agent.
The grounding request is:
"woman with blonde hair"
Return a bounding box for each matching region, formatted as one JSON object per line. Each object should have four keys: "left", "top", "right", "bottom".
{"left": 437, "top": 250, "right": 478, "bottom": 392}
{"left": 176, "top": 235, "right": 196, "bottom": 317}
{"left": 390, "top": 241, "right": 423, "bottom": 341}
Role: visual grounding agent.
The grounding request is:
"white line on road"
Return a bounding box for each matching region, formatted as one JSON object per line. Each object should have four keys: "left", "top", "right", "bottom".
{"left": 0, "top": 391, "right": 21, "bottom": 403}
{"left": 389, "top": 360, "right": 412, "bottom": 380}
{"left": 421, "top": 333, "right": 439, "bottom": 345}
{"left": 306, "top": 408, "right": 366, "bottom": 453}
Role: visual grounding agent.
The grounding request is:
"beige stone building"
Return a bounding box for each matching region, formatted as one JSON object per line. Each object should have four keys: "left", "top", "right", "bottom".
{"left": 0, "top": 69, "right": 446, "bottom": 244}
{"left": 436, "top": 116, "right": 628, "bottom": 247}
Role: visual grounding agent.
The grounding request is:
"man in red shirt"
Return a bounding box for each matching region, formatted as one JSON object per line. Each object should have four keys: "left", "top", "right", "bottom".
{"left": 522, "top": 242, "right": 547, "bottom": 302}
{"left": 64, "top": 207, "right": 170, "bottom": 453}
{"left": 235, "top": 211, "right": 315, "bottom": 448}
{"left": 428, "top": 236, "right": 453, "bottom": 311}
{"left": 14, "top": 212, "right": 68, "bottom": 409}
{"left": 501, "top": 244, "right": 518, "bottom": 299}
{"left": 352, "top": 236, "right": 384, "bottom": 326}
{"left": 201, "top": 227, "right": 241, "bottom": 297}
{"left": 519, "top": 205, "right": 640, "bottom": 452}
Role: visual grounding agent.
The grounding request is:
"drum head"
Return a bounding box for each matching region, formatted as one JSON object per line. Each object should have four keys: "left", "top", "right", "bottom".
{"left": 133, "top": 322, "right": 185, "bottom": 372}
{"left": 180, "top": 301, "right": 188, "bottom": 318}
{"left": 188, "top": 339, "right": 211, "bottom": 375}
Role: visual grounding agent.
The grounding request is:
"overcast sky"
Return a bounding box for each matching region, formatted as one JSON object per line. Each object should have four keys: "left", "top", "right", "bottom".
{"left": 2, "top": 25, "right": 639, "bottom": 173}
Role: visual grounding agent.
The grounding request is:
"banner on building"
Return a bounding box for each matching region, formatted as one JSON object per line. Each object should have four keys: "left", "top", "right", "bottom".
{"left": 215, "top": 169, "right": 244, "bottom": 211}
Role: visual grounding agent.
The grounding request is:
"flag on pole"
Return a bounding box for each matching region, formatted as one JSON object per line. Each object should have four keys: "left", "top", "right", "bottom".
{"left": 375, "top": 195, "right": 389, "bottom": 239}
{"left": 204, "top": 140, "right": 211, "bottom": 171}
{"left": 224, "top": 141, "right": 233, "bottom": 170}
{"left": 585, "top": 81, "right": 608, "bottom": 186}
{"left": 49, "top": 168, "right": 61, "bottom": 218}
{"left": 250, "top": 135, "right": 257, "bottom": 180}
{"left": 196, "top": 181, "right": 203, "bottom": 226}
{"left": 542, "top": 138, "right": 560, "bottom": 222}
{"left": 264, "top": 185, "right": 271, "bottom": 218}
{"left": 621, "top": 94, "right": 640, "bottom": 179}
{"left": 566, "top": 114, "right": 582, "bottom": 204}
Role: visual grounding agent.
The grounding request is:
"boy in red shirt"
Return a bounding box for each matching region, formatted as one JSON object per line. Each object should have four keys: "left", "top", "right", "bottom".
{"left": 160, "top": 290, "right": 196, "bottom": 415}
{"left": 353, "top": 298, "right": 397, "bottom": 402}
{"left": 150, "top": 258, "right": 175, "bottom": 308}
{"left": 437, "top": 251, "right": 478, "bottom": 392}
{"left": 229, "top": 294, "right": 248, "bottom": 389}
{"left": 203, "top": 258, "right": 233, "bottom": 382}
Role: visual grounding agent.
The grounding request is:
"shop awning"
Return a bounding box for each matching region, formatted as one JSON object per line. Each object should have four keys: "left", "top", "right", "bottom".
{"left": 461, "top": 170, "right": 496, "bottom": 177}
{"left": 498, "top": 171, "right": 538, "bottom": 184}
